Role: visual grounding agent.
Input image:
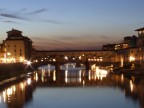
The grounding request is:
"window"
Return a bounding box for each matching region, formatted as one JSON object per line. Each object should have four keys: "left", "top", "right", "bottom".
{"left": 139, "top": 31, "right": 142, "bottom": 34}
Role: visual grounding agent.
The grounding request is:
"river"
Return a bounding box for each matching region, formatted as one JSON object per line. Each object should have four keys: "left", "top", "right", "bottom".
{"left": 0, "top": 65, "right": 144, "bottom": 108}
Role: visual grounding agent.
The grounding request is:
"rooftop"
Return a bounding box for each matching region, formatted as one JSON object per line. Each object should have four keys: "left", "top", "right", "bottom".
{"left": 135, "top": 27, "right": 144, "bottom": 31}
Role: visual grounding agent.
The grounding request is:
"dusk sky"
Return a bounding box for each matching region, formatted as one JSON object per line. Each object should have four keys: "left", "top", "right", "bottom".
{"left": 0, "top": 0, "right": 144, "bottom": 50}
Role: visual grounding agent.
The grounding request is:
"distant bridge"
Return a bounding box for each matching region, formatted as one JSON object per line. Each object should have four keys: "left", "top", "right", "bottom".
{"left": 31, "top": 59, "right": 120, "bottom": 71}
{"left": 30, "top": 50, "right": 120, "bottom": 70}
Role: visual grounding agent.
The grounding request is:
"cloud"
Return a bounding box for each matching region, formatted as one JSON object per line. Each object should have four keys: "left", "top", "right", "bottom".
{"left": 0, "top": 8, "right": 47, "bottom": 22}
{"left": 42, "top": 19, "right": 64, "bottom": 25}
{"left": 16, "top": 8, "right": 27, "bottom": 14}
{"left": 27, "top": 8, "right": 47, "bottom": 15}
{"left": 0, "top": 13, "right": 30, "bottom": 21}
{"left": 0, "top": 8, "right": 66, "bottom": 25}
{"left": 2, "top": 20, "right": 20, "bottom": 24}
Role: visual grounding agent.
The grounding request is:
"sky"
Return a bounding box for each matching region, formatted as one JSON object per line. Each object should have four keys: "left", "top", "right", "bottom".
{"left": 0, "top": 0, "right": 144, "bottom": 50}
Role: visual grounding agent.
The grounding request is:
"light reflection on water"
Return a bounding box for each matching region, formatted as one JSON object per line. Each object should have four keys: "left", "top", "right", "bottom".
{"left": 0, "top": 65, "right": 143, "bottom": 108}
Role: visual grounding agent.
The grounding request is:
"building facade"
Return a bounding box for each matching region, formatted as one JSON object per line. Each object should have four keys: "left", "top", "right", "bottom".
{"left": 4, "top": 28, "right": 33, "bottom": 62}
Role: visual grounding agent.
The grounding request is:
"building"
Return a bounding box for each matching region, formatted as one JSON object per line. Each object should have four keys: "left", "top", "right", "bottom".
{"left": 135, "top": 27, "right": 144, "bottom": 61}
{"left": 0, "top": 43, "right": 5, "bottom": 62}
{"left": 102, "top": 44, "right": 116, "bottom": 50}
{"left": 124, "top": 35, "right": 137, "bottom": 48}
{"left": 4, "top": 28, "right": 33, "bottom": 62}
{"left": 135, "top": 27, "right": 144, "bottom": 47}
{"left": 103, "top": 35, "right": 137, "bottom": 51}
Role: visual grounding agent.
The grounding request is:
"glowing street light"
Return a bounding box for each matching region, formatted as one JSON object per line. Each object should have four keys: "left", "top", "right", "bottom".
{"left": 25, "top": 60, "right": 32, "bottom": 65}
{"left": 64, "top": 56, "right": 68, "bottom": 60}
{"left": 79, "top": 56, "right": 82, "bottom": 60}
{"left": 7, "top": 52, "right": 11, "bottom": 56}
{"left": 129, "top": 56, "right": 135, "bottom": 62}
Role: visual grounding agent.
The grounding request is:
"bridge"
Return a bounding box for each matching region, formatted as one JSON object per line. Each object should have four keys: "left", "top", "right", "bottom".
{"left": 30, "top": 50, "right": 121, "bottom": 70}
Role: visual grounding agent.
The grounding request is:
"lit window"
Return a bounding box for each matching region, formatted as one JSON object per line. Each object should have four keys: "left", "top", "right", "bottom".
{"left": 139, "top": 31, "right": 142, "bottom": 34}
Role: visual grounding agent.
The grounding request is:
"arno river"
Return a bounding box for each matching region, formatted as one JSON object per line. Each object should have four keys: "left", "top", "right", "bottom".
{"left": 0, "top": 65, "right": 144, "bottom": 108}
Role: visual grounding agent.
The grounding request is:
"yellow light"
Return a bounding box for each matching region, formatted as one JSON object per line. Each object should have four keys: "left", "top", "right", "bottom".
{"left": 7, "top": 88, "right": 11, "bottom": 96}
{"left": 130, "top": 80, "right": 133, "bottom": 92}
{"left": 20, "top": 83, "right": 24, "bottom": 91}
{"left": 95, "top": 66, "right": 108, "bottom": 80}
{"left": 7, "top": 52, "right": 10, "bottom": 56}
{"left": 36, "top": 73, "right": 38, "bottom": 82}
{"left": 83, "top": 80, "right": 85, "bottom": 87}
{"left": 26, "top": 61, "right": 31, "bottom": 65}
{"left": 53, "top": 59, "right": 56, "bottom": 62}
{"left": 64, "top": 56, "right": 68, "bottom": 60}
{"left": 20, "top": 57, "right": 24, "bottom": 62}
{"left": 2, "top": 58, "right": 6, "bottom": 63}
{"left": 41, "top": 77, "right": 44, "bottom": 82}
{"left": 65, "top": 70, "right": 68, "bottom": 83}
{"left": 88, "top": 70, "right": 91, "bottom": 81}
{"left": 53, "top": 70, "right": 56, "bottom": 81}
{"left": 13, "top": 86, "right": 16, "bottom": 92}
{"left": 79, "top": 70, "right": 82, "bottom": 83}
{"left": 3, "top": 91, "right": 6, "bottom": 102}
{"left": 121, "top": 74, "right": 124, "bottom": 82}
{"left": 129, "top": 56, "right": 135, "bottom": 62}
{"left": 139, "top": 31, "right": 142, "bottom": 34}
{"left": 27, "top": 78, "right": 32, "bottom": 85}
{"left": 79, "top": 56, "right": 81, "bottom": 60}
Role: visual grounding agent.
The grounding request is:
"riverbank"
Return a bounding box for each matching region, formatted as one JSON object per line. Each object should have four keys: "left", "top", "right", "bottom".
{"left": 113, "top": 62, "right": 144, "bottom": 78}
{"left": 0, "top": 63, "right": 34, "bottom": 83}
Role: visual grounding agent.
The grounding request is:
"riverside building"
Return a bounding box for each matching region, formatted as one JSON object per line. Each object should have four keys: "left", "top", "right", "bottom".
{"left": 0, "top": 28, "right": 33, "bottom": 63}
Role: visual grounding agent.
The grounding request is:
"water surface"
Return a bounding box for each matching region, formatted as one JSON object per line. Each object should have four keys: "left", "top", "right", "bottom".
{"left": 0, "top": 66, "right": 143, "bottom": 108}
